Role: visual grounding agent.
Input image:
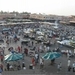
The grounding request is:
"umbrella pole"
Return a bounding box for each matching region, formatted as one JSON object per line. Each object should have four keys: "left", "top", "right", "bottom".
{"left": 12, "top": 61, "right": 14, "bottom": 71}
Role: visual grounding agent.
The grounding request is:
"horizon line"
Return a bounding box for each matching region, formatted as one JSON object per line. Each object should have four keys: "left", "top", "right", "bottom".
{"left": 0, "top": 11, "right": 74, "bottom": 16}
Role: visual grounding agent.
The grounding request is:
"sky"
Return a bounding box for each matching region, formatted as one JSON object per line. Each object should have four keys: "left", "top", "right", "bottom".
{"left": 0, "top": 0, "right": 75, "bottom": 16}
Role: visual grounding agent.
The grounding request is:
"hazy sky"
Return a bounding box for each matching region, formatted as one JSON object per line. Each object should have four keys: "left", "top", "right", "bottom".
{"left": 0, "top": 0, "right": 75, "bottom": 16}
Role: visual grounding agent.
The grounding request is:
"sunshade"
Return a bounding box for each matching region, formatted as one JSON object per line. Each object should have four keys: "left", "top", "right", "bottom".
{"left": 42, "top": 52, "right": 61, "bottom": 60}
{"left": 3, "top": 28, "right": 11, "bottom": 31}
{"left": 4, "top": 52, "right": 23, "bottom": 61}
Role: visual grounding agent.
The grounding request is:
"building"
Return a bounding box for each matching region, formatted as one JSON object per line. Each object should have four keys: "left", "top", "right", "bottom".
{"left": 0, "top": 13, "right": 30, "bottom": 20}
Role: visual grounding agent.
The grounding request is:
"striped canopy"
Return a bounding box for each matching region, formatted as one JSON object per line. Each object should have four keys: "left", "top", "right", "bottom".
{"left": 42, "top": 52, "right": 61, "bottom": 60}
{"left": 4, "top": 52, "right": 23, "bottom": 62}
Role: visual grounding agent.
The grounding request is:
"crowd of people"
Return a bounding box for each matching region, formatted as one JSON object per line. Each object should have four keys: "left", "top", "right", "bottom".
{"left": 0, "top": 22, "right": 75, "bottom": 75}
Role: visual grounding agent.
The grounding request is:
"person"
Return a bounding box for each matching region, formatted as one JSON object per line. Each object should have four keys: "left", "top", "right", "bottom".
{"left": 72, "top": 61, "right": 75, "bottom": 72}
{"left": 17, "top": 46, "right": 21, "bottom": 53}
{"left": 59, "top": 62, "right": 62, "bottom": 69}
{"left": 6, "top": 40, "right": 9, "bottom": 47}
{"left": 67, "top": 59, "right": 71, "bottom": 72}
{"left": 31, "top": 57, "right": 35, "bottom": 66}
{"left": 0, "top": 68, "right": 2, "bottom": 75}
{"left": 57, "top": 64, "right": 60, "bottom": 73}
{"left": 35, "top": 53, "right": 39, "bottom": 65}
{"left": 47, "top": 46, "right": 50, "bottom": 52}
{"left": 67, "top": 52, "right": 70, "bottom": 59}
{"left": 69, "top": 50, "right": 72, "bottom": 57}
{"left": 39, "top": 45, "right": 42, "bottom": 52}
{"left": 57, "top": 62, "right": 62, "bottom": 72}
{"left": 24, "top": 48, "right": 28, "bottom": 56}
{"left": 40, "top": 57, "right": 44, "bottom": 69}
{"left": 68, "top": 59, "right": 71, "bottom": 67}
{"left": 74, "top": 49, "right": 75, "bottom": 55}
{"left": 22, "top": 62, "right": 26, "bottom": 70}
{"left": 0, "top": 55, "right": 3, "bottom": 62}
{"left": 51, "top": 59, "right": 55, "bottom": 65}
{"left": 6, "top": 62, "right": 10, "bottom": 71}
{"left": 9, "top": 64, "right": 14, "bottom": 71}
{"left": 17, "top": 64, "right": 21, "bottom": 70}
{"left": 57, "top": 48, "right": 60, "bottom": 52}
{"left": 32, "top": 41, "right": 34, "bottom": 46}
{"left": 0, "top": 64, "right": 3, "bottom": 71}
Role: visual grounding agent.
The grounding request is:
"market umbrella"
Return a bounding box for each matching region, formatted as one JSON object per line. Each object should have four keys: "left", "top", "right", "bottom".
{"left": 21, "top": 39, "right": 30, "bottom": 45}
{"left": 42, "top": 52, "right": 61, "bottom": 60}
{"left": 3, "top": 28, "right": 11, "bottom": 31}
{"left": 4, "top": 52, "right": 23, "bottom": 62}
